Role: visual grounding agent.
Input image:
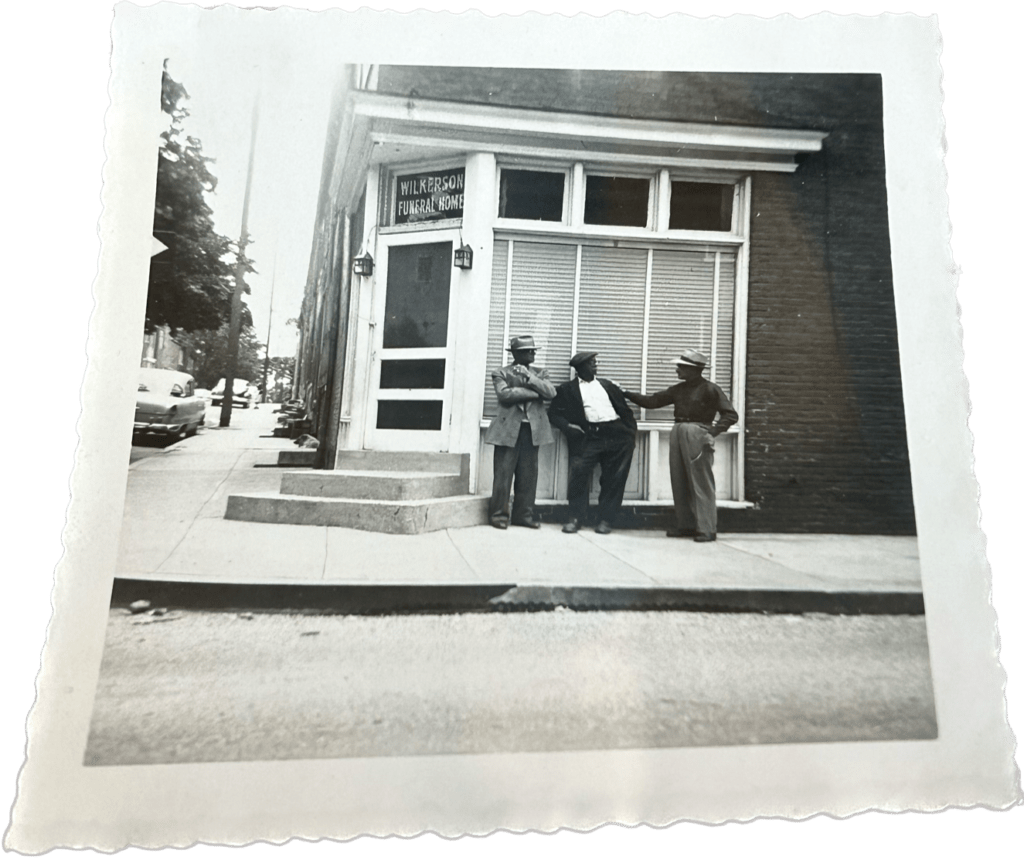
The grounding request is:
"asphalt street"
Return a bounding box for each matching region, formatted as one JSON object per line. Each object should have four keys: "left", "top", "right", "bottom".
{"left": 84, "top": 607, "right": 937, "bottom": 765}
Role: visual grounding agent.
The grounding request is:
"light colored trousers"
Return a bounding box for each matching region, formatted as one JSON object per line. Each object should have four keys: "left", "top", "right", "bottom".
{"left": 668, "top": 422, "right": 717, "bottom": 536}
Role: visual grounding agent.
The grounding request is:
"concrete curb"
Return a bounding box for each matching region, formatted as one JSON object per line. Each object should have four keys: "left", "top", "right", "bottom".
{"left": 111, "top": 579, "right": 924, "bottom": 616}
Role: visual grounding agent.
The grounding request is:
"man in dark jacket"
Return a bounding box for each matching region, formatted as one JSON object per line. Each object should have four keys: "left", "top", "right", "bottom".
{"left": 548, "top": 351, "right": 637, "bottom": 535}
{"left": 623, "top": 348, "right": 738, "bottom": 542}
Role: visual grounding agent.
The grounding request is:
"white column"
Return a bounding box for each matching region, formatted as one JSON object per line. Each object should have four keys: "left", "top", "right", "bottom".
{"left": 449, "top": 152, "right": 498, "bottom": 490}
{"left": 346, "top": 167, "right": 380, "bottom": 451}
{"left": 648, "top": 429, "right": 660, "bottom": 501}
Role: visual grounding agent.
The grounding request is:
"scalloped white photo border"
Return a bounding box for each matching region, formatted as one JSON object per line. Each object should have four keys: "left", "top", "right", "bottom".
{"left": 5, "top": 3, "right": 1020, "bottom": 851}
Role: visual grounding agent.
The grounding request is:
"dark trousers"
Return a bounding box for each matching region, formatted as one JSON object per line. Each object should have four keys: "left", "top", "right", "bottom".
{"left": 668, "top": 422, "right": 717, "bottom": 536}
{"left": 489, "top": 424, "right": 539, "bottom": 526}
{"left": 566, "top": 421, "right": 635, "bottom": 524}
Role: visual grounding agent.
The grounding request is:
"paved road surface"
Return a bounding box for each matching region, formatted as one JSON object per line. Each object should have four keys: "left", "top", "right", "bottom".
{"left": 84, "top": 608, "right": 936, "bottom": 765}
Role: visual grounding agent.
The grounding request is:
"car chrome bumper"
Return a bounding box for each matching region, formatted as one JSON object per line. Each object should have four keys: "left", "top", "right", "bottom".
{"left": 134, "top": 422, "right": 185, "bottom": 434}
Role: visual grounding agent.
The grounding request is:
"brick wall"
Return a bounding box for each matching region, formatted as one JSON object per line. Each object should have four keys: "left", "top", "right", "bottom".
{"left": 376, "top": 68, "right": 915, "bottom": 534}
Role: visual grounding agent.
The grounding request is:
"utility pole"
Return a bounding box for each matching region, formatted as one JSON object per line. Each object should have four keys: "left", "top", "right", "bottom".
{"left": 262, "top": 252, "right": 277, "bottom": 404}
{"left": 220, "top": 95, "right": 259, "bottom": 428}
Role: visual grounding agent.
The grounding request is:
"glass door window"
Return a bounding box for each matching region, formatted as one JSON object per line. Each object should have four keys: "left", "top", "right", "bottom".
{"left": 366, "top": 239, "right": 457, "bottom": 449}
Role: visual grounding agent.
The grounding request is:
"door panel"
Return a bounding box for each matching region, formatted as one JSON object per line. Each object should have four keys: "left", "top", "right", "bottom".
{"left": 365, "top": 239, "right": 456, "bottom": 451}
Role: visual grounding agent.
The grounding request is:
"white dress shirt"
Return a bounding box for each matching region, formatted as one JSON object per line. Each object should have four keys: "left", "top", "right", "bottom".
{"left": 578, "top": 378, "right": 618, "bottom": 423}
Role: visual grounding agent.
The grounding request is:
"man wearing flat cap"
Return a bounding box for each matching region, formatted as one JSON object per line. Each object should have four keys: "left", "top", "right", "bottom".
{"left": 484, "top": 335, "right": 558, "bottom": 529}
{"left": 623, "top": 349, "right": 738, "bottom": 542}
{"left": 548, "top": 351, "right": 637, "bottom": 535}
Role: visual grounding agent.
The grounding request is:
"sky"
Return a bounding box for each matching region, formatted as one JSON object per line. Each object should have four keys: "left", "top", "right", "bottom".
{"left": 162, "top": 43, "right": 340, "bottom": 359}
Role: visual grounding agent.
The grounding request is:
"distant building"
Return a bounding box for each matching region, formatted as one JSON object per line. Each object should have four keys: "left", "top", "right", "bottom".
{"left": 294, "top": 66, "right": 914, "bottom": 534}
{"left": 141, "top": 325, "right": 193, "bottom": 373}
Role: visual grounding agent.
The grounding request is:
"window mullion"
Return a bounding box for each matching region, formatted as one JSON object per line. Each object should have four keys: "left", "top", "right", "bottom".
{"left": 640, "top": 248, "right": 653, "bottom": 421}
{"left": 710, "top": 250, "right": 721, "bottom": 383}
{"left": 502, "top": 240, "right": 513, "bottom": 356}
{"left": 656, "top": 169, "right": 671, "bottom": 232}
{"left": 570, "top": 163, "right": 585, "bottom": 228}
{"left": 570, "top": 243, "right": 582, "bottom": 355}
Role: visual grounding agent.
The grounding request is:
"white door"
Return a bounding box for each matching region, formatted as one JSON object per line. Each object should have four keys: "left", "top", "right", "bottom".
{"left": 364, "top": 233, "right": 458, "bottom": 451}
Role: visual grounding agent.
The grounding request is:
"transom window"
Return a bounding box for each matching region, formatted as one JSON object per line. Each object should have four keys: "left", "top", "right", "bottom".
{"left": 496, "top": 164, "right": 739, "bottom": 234}
{"left": 498, "top": 169, "right": 565, "bottom": 221}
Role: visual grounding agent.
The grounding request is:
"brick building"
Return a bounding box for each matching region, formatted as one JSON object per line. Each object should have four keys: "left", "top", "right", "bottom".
{"left": 292, "top": 67, "right": 915, "bottom": 535}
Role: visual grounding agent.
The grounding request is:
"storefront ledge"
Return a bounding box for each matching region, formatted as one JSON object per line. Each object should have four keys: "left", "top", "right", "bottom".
{"left": 532, "top": 500, "right": 755, "bottom": 530}
{"left": 533, "top": 499, "right": 755, "bottom": 509}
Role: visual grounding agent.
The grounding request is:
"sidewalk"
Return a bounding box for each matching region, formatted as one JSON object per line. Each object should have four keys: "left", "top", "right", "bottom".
{"left": 116, "top": 407, "right": 923, "bottom": 614}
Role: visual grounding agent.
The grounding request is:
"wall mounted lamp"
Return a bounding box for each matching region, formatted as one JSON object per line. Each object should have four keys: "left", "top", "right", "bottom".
{"left": 454, "top": 243, "right": 474, "bottom": 270}
{"left": 352, "top": 252, "right": 374, "bottom": 276}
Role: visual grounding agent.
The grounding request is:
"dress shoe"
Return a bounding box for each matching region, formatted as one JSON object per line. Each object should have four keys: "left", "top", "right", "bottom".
{"left": 666, "top": 528, "right": 690, "bottom": 538}
{"left": 561, "top": 519, "right": 580, "bottom": 534}
{"left": 594, "top": 521, "right": 612, "bottom": 535}
{"left": 512, "top": 518, "right": 541, "bottom": 529}
{"left": 693, "top": 533, "right": 717, "bottom": 543}
{"left": 491, "top": 520, "right": 509, "bottom": 530}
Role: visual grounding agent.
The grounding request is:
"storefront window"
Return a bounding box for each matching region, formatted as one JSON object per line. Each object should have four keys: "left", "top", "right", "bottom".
{"left": 485, "top": 238, "right": 736, "bottom": 419}
{"left": 499, "top": 169, "right": 565, "bottom": 221}
{"left": 669, "top": 181, "right": 734, "bottom": 231}
{"left": 583, "top": 175, "right": 650, "bottom": 227}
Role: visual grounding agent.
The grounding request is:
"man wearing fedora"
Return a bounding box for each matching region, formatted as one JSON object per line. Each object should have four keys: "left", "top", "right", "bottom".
{"left": 623, "top": 348, "right": 738, "bottom": 542}
{"left": 484, "top": 335, "right": 558, "bottom": 529}
{"left": 548, "top": 351, "right": 637, "bottom": 535}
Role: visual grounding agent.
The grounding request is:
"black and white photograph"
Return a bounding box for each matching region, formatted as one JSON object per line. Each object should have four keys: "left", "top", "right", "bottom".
{"left": 4, "top": 2, "right": 1021, "bottom": 852}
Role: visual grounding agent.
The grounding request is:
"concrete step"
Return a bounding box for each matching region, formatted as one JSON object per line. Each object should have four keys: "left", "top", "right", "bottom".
{"left": 280, "top": 469, "right": 468, "bottom": 500}
{"left": 277, "top": 449, "right": 317, "bottom": 467}
{"left": 225, "top": 492, "right": 490, "bottom": 535}
{"left": 334, "top": 451, "right": 469, "bottom": 477}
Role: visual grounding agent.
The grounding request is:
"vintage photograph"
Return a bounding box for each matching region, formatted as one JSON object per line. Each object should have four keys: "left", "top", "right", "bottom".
{"left": 7, "top": 6, "right": 1020, "bottom": 850}
{"left": 83, "top": 55, "right": 938, "bottom": 767}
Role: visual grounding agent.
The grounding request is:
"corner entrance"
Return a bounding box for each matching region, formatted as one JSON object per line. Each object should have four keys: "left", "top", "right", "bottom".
{"left": 363, "top": 235, "right": 458, "bottom": 451}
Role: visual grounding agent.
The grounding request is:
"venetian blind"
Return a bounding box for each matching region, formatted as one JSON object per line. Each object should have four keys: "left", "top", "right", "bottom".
{"left": 714, "top": 252, "right": 736, "bottom": 394}
{"left": 483, "top": 240, "right": 510, "bottom": 416}
{"left": 483, "top": 240, "right": 577, "bottom": 416}
{"left": 576, "top": 246, "right": 648, "bottom": 413}
{"left": 484, "top": 240, "right": 737, "bottom": 422}
{"left": 645, "top": 248, "right": 734, "bottom": 421}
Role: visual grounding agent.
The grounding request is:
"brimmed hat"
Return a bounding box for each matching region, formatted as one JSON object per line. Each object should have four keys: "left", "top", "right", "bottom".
{"left": 569, "top": 351, "right": 599, "bottom": 368}
{"left": 667, "top": 348, "right": 708, "bottom": 368}
{"left": 507, "top": 335, "right": 540, "bottom": 351}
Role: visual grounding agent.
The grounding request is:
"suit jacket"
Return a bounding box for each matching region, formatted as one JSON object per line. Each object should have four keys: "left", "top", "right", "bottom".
{"left": 548, "top": 377, "right": 638, "bottom": 450}
{"left": 484, "top": 363, "right": 557, "bottom": 447}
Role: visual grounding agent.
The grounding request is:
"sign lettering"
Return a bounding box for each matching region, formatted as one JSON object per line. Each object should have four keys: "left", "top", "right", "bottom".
{"left": 395, "top": 167, "right": 465, "bottom": 224}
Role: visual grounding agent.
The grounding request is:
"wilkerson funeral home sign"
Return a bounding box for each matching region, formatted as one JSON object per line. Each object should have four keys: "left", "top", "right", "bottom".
{"left": 394, "top": 167, "right": 465, "bottom": 224}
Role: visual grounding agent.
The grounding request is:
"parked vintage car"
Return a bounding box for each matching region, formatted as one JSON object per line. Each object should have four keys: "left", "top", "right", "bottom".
{"left": 211, "top": 378, "right": 257, "bottom": 408}
{"left": 134, "top": 368, "right": 206, "bottom": 439}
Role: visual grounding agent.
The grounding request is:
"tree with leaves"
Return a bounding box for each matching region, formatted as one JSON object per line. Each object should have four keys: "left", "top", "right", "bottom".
{"left": 146, "top": 62, "right": 249, "bottom": 335}
{"left": 175, "top": 322, "right": 264, "bottom": 390}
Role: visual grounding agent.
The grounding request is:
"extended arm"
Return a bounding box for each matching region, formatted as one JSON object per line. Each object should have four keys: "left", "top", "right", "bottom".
{"left": 622, "top": 388, "right": 674, "bottom": 410}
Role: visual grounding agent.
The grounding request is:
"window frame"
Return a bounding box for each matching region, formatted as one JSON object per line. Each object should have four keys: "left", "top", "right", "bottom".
{"left": 494, "top": 162, "right": 572, "bottom": 228}
{"left": 379, "top": 158, "right": 467, "bottom": 234}
{"left": 581, "top": 169, "right": 656, "bottom": 230}
{"left": 494, "top": 161, "right": 746, "bottom": 241}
